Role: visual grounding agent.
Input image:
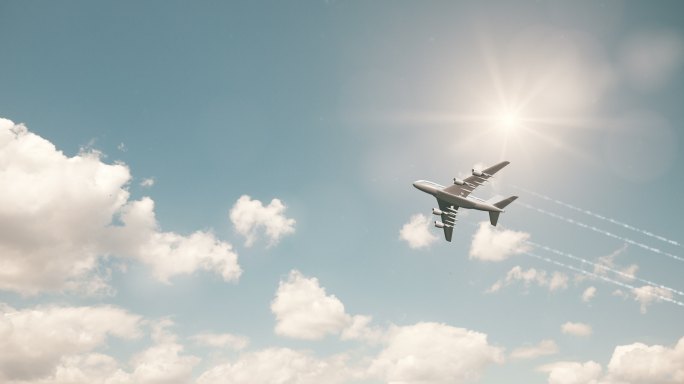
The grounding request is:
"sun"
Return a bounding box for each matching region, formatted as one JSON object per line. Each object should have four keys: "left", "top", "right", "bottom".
{"left": 498, "top": 109, "right": 521, "bottom": 130}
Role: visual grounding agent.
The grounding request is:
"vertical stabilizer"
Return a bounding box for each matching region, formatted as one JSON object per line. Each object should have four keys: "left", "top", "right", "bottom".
{"left": 489, "top": 211, "right": 501, "bottom": 226}
{"left": 489, "top": 196, "right": 518, "bottom": 226}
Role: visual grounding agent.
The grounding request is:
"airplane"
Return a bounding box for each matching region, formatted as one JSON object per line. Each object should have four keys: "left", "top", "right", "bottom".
{"left": 412, "top": 161, "right": 517, "bottom": 241}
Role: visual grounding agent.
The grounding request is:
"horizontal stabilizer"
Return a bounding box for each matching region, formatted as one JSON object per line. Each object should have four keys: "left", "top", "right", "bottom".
{"left": 494, "top": 196, "right": 518, "bottom": 210}
{"left": 490, "top": 196, "right": 518, "bottom": 226}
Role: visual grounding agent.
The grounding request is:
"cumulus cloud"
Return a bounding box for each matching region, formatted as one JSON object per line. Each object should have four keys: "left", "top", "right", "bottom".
{"left": 108, "top": 198, "right": 242, "bottom": 283}
{"left": 127, "top": 320, "right": 200, "bottom": 384}
{"left": 0, "top": 303, "right": 141, "bottom": 382}
{"left": 539, "top": 336, "right": 684, "bottom": 384}
{"left": 582, "top": 286, "right": 597, "bottom": 303}
{"left": 561, "top": 322, "right": 592, "bottom": 337}
{"left": 0, "top": 118, "right": 241, "bottom": 294}
{"left": 632, "top": 285, "right": 674, "bottom": 314}
{"left": 191, "top": 332, "right": 249, "bottom": 350}
{"left": 469, "top": 222, "right": 530, "bottom": 261}
{"left": 604, "top": 337, "right": 684, "bottom": 383}
{"left": 271, "top": 270, "right": 352, "bottom": 340}
{"left": 271, "top": 270, "right": 382, "bottom": 343}
{"left": 538, "top": 361, "right": 602, "bottom": 384}
{"left": 510, "top": 339, "right": 559, "bottom": 360}
{"left": 229, "top": 195, "right": 296, "bottom": 247}
{"left": 399, "top": 214, "right": 438, "bottom": 249}
{"left": 197, "top": 348, "right": 354, "bottom": 384}
{"left": 487, "top": 266, "right": 568, "bottom": 293}
{"left": 369, "top": 322, "right": 503, "bottom": 384}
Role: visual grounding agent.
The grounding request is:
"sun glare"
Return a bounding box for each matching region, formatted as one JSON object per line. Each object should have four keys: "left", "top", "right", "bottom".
{"left": 498, "top": 110, "right": 521, "bottom": 130}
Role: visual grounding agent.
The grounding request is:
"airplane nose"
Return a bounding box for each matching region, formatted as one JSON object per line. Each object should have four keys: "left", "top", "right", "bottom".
{"left": 412, "top": 181, "right": 419, "bottom": 189}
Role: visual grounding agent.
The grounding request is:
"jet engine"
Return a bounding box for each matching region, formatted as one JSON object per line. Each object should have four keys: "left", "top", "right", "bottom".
{"left": 472, "top": 169, "right": 483, "bottom": 176}
{"left": 453, "top": 178, "right": 464, "bottom": 185}
{"left": 434, "top": 221, "right": 445, "bottom": 228}
{"left": 432, "top": 208, "right": 443, "bottom": 216}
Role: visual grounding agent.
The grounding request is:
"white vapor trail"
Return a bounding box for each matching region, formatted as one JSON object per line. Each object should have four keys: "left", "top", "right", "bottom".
{"left": 514, "top": 186, "right": 681, "bottom": 247}
{"left": 527, "top": 241, "right": 684, "bottom": 297}
{"left": 519, "top": 202, "right": 684, "bottom": 263}
{"left": 525, "top": 252, "right": 684, "bottom": 309}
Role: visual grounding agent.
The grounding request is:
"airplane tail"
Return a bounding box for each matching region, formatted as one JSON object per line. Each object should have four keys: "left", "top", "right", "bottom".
{"left": 489, "top": 196, "right": 518, "bottom": 226}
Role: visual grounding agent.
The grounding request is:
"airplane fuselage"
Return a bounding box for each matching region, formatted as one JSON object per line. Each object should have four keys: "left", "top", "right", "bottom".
{"left": 412, "top": 180, "right": 503, "bottom": 213}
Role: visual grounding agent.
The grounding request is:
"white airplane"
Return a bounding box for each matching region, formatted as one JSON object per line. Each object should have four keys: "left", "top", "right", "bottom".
{"left": 413, "top": 161, "right": 517, "bottom": 241}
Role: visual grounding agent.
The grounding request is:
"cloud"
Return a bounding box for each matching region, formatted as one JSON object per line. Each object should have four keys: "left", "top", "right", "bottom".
{"left": 197, "top": 348, "right": 354, "bottom": 384}
{"left": 538, "top": 361, "right": 602, "bottom": 384}
{"left": 108, "top": 198, "right": 242, "bottom": 283}
{"left": 582, "top": 286, "right": 597, "bottom": 303}
{"left": 469, "top": 222, "right": 530, "bottom": 261}
{"left": 604, "top": 337, "right": 684, "bottom": 383}
{"left": 539, "top": 336, "right": 684, "bottom": 384}
{"left": 369, "top": 322, "right": 503, "bottom": 384}
{"left": 127, "top": 320, "right": 200, "bottom": 384}
{"left": 0, "top": 118, "right": 241, "bottom": 294}
{"left": 139, "top": 177, "right": 154, "bottom": 187}
{"left": 620, "top": 30, "right": 684, "bottom": 92}
{"left": 191, "top": 332, "right": 249, "bottom": 350}
{"left": 271, "top": 270, "right": 382, "bottom": 343}
{"left": 510, "top": 339, "right": 559, "bottom": 360}
{"left": 229, "top": 195, "right": 296, "bottom": 247}
{"left": 271, "top": 270, "right": 352, "bottom": 340}
{"left": 487, "top": 266, "right": 568, "bottom": 293}
{"left": 632, "top": 285, "right": 674, "bottom": 314}
{"left": 399, "top": 214, "right": 438, "bottom": 249}
{"left": 561, "top": 322, "right": 592, "bottom": 337}
{"left": 0, "top": 303, "right": 141, "bottom": 382}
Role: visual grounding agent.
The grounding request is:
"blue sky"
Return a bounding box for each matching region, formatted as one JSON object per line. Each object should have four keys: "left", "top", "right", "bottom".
{"left": 1, "top": 1, "right": 683, "bottom": 383}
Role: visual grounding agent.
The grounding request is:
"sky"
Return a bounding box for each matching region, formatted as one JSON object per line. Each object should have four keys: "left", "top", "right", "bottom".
{"left": 1, "top": 1, "right": 684, "bottom": 383}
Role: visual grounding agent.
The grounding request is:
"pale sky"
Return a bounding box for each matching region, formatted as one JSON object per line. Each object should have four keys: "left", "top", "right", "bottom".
{"left": 1, "top": 1, "right": 683, "bottom": 383}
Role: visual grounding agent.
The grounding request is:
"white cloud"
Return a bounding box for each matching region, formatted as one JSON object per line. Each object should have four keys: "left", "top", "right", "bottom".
{"left": 229, "top": 195, "right": 296, "bottom": 247}
{"left": 487, "top": 266, "right": 568, "bottom": 293}
{"left": 140, "top": 177, "right": 154, "bottom": 187}
{"left": 128, "top": 341, "right": 199, "bottom": 384}
{"left": 399, "top": 214, "right": 438, "bottom": 249}
{"left": 561, "top": 322, "right": 592, "bottom": 337}
{"left": 0, "top": 118, "right": 241, "bottom": 294}
{"left": 271, "top": 270, "right": 381, "bottom": 343}
{"left": 469, "top": 222, "right": 530, "bottom": 261}
{"left": 582, "top": 286, "right": 597, "bottom": 303}
{"left": 108, "top": 197, "right": 242, "bottom": 283}
{"left": 191, "top": 332, "right": 249, "bottom": 350}
{"left": 632, "top": 285, "right": 674, "bottom": 314}
{"left": 539, "top": 337, "right": 684, "bottom": 384}
{"left": 538, "top": 361, "right": 602, "bottom": 384}
{"left": 0, "top": 303, "right": 141, "bottom": 382}
{"left": 549, "top": 272, "right": 569, "bottom": 291}
{"left": 604, "top": 337, "right": 684, "bottom": 384}
{"left": 197, "top": 348, "right": 354, "bottom": 384}
{"left": 271, "top": 270, "right": 352, "bottom": 340}
{"left": 511, "top": 339, "right": 559, "bottom": 360}
{"left": 369, "top": 322, "right": 503, "bottom": 384}
{"left": 620, "top": 30, "right": 684, "bottom": 92}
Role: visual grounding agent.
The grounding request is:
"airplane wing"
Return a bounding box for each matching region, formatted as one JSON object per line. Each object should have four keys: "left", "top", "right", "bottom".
{"left": 443, "top": 160, "right": 510, "bottom": 198}
{"left": 437, "top": 198, "right": 457, "bottom": 242}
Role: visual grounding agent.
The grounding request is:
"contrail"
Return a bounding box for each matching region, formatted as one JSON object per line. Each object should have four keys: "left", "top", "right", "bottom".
{"left": 527, "top": 241, "right": 684, "bottom": 297}
{"left": 518, "top": 202, "right": 684, "bottom": 263}
{"left": 525, "top": 252, "right": 684, "bottom": 309}
{"left": 514, "top": 186, "right": 681, "bottom": 247}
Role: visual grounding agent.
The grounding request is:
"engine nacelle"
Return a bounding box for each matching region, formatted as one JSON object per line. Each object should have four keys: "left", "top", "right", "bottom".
{"left": 434, "top": 221, "right": 445, "bottom": 228}
{"left": 432, "top": 208, "right": 443, "bottom": 216}
{"left": 453, "top": 178, "right": 464, "bottom": 185}
{"left": 472, "top": 169, "right": 483, "bottom": 176}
